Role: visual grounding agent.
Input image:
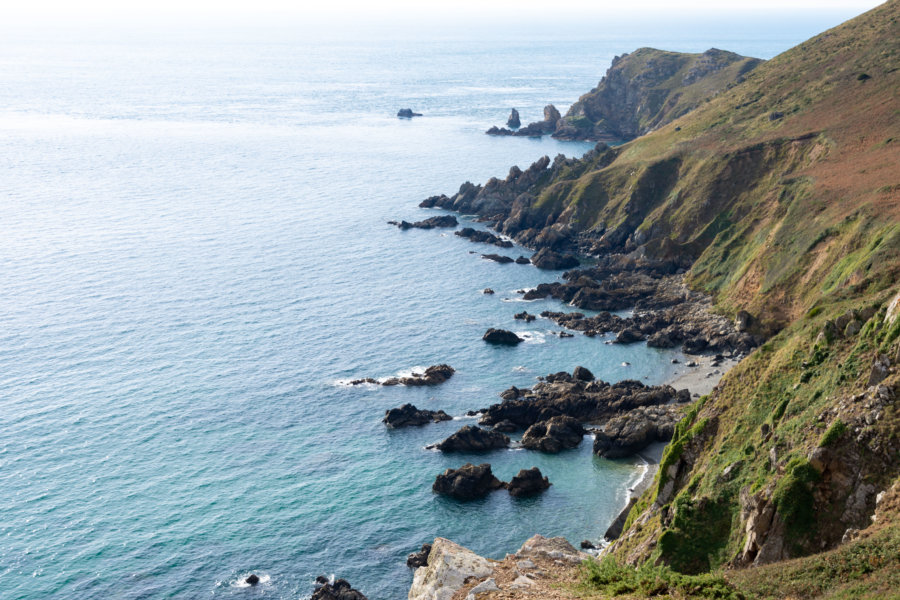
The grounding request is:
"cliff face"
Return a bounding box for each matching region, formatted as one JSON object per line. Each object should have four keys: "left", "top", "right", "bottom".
{"left": 422, "top": 0, "right": 900, "bottom": 591}
{"left": 554, "top": 47, "right": 762, "bottom": 141}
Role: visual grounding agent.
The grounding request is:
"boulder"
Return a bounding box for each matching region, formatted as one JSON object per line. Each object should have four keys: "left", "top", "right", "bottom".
{"left": 521, "top": 416, "right": 586, "bottom": 452}
{"left": 407, "top": 543, "right": 432, "bottom": 569}
{"left": 383, "top": 404, "right": 452, "bottom": 428}
{"left": 432, "top": 463, "right": 505, "bottom": 500}
{"left": 398, "top": 108, "right": 422, "bottom": 118}
{"left": 514, "top": 311, "right": 536, "bottom": 322}
{"left": 530, "top": 247, "right": 580, "bottom": 270}
{"left": 492, "top": 419, "right": 518, "bottom": 432}
{"left": 507, "top": 108, "right": 521, "bottom": 128}
{"left": 573, "top": 366, "right": 595, "bottom": 381}
{"left": 483, "top": 328, "right": 523, "bottom": 345}
{"left": 245, "top": 574, "right": 260, "bottom": 585}
{"left": 515, "top": 255, "right": 531, "bottom": 264}
{"left": 432, "top": 425, "right": 510, "bottom": 452}
{"left": 592, "top": 406, "right": 680, "bottom": 458}
{"left": 507, "top": 467, "right": 551, "bottom": 497}
{"left": 615, "top": 327, "right": 645, "bottom": 344}
{"left": 408, "top": 538, "right": 495, "bottom": 600}
{"left": 483, "top": 288, "right": 495, "bottom": 295}
{"left": 312, "top": 578, "right": 368, "bottom": 600}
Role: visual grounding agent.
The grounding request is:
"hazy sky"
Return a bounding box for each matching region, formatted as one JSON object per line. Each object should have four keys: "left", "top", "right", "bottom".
{"left": 4, "top": 0, "right": 885, "bottom": 22}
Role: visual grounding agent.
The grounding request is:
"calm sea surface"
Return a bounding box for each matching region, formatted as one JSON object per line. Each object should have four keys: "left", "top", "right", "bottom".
{"left": 0, "top": 17, "right": 839, "bottom": 599}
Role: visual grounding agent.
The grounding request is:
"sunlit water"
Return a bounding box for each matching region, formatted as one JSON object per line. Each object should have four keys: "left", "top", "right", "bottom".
{"left": 0, "top": 20, "right": 831, "bottom": 599}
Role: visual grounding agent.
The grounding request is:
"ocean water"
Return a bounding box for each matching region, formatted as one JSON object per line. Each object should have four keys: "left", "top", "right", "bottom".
{"left": 0, "top": 19, "right": 835, "bottom": 600}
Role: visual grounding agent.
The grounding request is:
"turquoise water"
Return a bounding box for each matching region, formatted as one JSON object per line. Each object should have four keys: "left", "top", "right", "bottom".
{"left": 0, "top": 20, "right": 835, "bottom": 600}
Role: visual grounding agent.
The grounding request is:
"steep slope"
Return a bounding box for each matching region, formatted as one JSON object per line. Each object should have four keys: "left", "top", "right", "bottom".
{"left": 554, "top": 47, "right": 762, "bottom": 141}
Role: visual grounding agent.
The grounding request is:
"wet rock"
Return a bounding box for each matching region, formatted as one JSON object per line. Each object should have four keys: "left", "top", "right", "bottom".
{"left": 431, "top": 425, "right": 510, "bottom": 452}
{"left": 406, "top": 543, "right": 432, "bottom": 569}
{"left": 515, "top": 255, "right": 531, "bottom": 264}
{"left": 483, "top": 328, "right": 523, "bottom": 345}
{"left": 521, "top": 415, "right": 586, "bottom": 452}
{"left": 573, "top": 365, "right": 595, "bottom": 381}
{"left": 514, "top": 311, "right": 536, "bottom": 322}
{"left": 397, "top": 364, "right": 456, "bottom": 386}
{"left": 312, "top": 578, "right": 368, "bottom": 600}
{"left": 530, "top": 247, "right": 580, "bottom": 270}
{"left": 432, "top": 463, "right": 505, "bottom": 500}
{"left": 483, "top": 288, "right": 495, "bottom": 294}
{"left": 245, "top": 574, "right": 260, "bottom": 585}
{"left": 455, "top": 227, "right": 514, "bottom": 248}
{"left": 482, "top": 253, "right": 514, "bottom": 263}
{"left": 349, "top": 377, "right": 378, "bottom": 385}
{"left": 389, "top": 215, "right": 458, "bottom": 230}
{"left": 507, "top": 108, "right": 521, "bottom": 128}
{"left": 384, "top": 404, "right": 452, "bottom": 428}
{"left": 580, "top": 540, "right": 596, "bottom": 549}
{"left": 397, "top": 108, "right": 422, "bottom": 118}
{"left": 507, "top": 467, "right": 551, "bottom": 497}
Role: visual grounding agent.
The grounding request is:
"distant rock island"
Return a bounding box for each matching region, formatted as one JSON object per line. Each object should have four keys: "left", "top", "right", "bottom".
{"left": 487, "top": 47, "right": 761, "bottom": 141}
{"left": 397, "top": 108, "right": 422, "bottom": 118}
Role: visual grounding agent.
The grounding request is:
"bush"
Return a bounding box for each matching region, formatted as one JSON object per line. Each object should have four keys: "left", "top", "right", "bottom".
{"left": 581, "top": 556, "right": 745, "bottom": 599}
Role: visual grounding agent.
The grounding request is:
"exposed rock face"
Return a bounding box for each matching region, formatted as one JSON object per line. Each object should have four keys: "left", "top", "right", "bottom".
{"left": 384, "top": 404, "right": 453, "bottom": 428}
{"left": 515, "top": 255, "right": 531, "bottom": 264}
{"left": 408, "top": 538, "right": 495, "bottom": 600}
{"left": 507, "top": 108, "right": 521, "bottom": 128}
{"left": 432, "top": 463, "right": 505, "bottom": 500}
{"left": 431, "top": 425, "right": 510, "bottom": 452}
{"left": 454, "top": 227, "right": 514, "bottom": 248}
{"left": 506, "top": 467, "right": 551, "bottom": 497}
{"left": 406, "top": 543, "right": 432, "bottom": 569}
{"left": 482, "top": 328, "right": 523, "bottom": 345}
{"left": 521, "top": 415, "right": 586, "bottom": 452}
{"left": 530, "top": 247, "right": 580, "bottom": 270}
{"left": 605, "top": 497, "right": 638, "bottom": 540}
{"left": 312, "top": 578, "right": 368, "bottom": 600}
{"left": 486, "top": 104, "right": 562, "bottom": 137}
{"left": 573, "top": 365, "right": 595, "bottom": 381}
{"left": 389, "top": 215, "right": 458, "bottom": 230}
{"left": 398, "top": 108, "right": 423, "bottom": 118}
{"left": 481, "top": 253, "right": 514, "bottom": 264}
{"left": 554, "top": 48, "right": 762, "bottom": 141}
{"left": 592, "top": 405, "right": 683, "bottom": 458}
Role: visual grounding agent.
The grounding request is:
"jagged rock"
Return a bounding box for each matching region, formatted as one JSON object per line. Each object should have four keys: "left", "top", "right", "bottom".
{"left": 397, "top": 108, "right": 422, "bottom": 118}
{"left": 432, "top": 463, "right": 505, "bottom": 500}
{"left": 514, "top": 311, "right": 536, "bottom": 322}
{"left": 407, "top": 543, "right": 432, "bottom": 569}
{"left": 483, "top": 288, "right": 495, "bottom": 294}
{"left": 383, "top": 404, "right": 452, "bottom": 428}
{"left": 593, "top": 405, "right": 681, "bottom": 457}
{"left": 481, "top": 253, "right": 514, "bottom": 263}
{"left": 398, "top": 365, "right": 456, "bottom": 386}
{"left": 580, "top": 540, "right": 596, "bottom": 549}
{"left": 312, "top": 578, "right": 368, "bottom": 600}
{"left": 245, "top": 574, "right": 260, "bottom": 585}
{"left": 389, "top": 215, "right": 458, "bottom": 230}
{"left": 493, "top": 419, "right": 518, "bottom": 432}
{"left": 409, "top": 538, "right": 495, "bottom": 600}
{"left": 867, "top": 354, "right": 891, "bottom": 387}
{"left": 431, "top": 425, "right": 510, "bottom": 452}
{"left": 530, "top": 247, "right": 580, "bottom": 270}
{"left": 516, "top": 534, "right": 585, "bottom": 564}
{"left": 349, "top": 377, "right": 378, "bottom": 385}
{"left": 515, "top": 255, "right": 531, "bottom": 264}
{"left": 507, "top": 467, "right": 551, "bottom": 497}
{"left": 521, "top": 415, "right": 586, "bottom": 452}
{"left": 483, "top": 328, "right": 523, "bottom": 345}
{"left": 455, "top": 227, "right": 514, "bottom": 248}
{"left": 615, "top": 327, "right": 645, "bottom": 344}
{"left": 573, "top": 366, "right": 595, "bottom": 381}
{"left": 507, "top": 108, "right": 521, "bottom": 128}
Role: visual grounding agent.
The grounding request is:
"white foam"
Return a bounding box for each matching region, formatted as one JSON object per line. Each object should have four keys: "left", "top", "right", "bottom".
{"left": 512, "top": 365, "right": 528, "bottom": 372}
{"left": 516, "top": 331, "right": 547, "bottom": 344}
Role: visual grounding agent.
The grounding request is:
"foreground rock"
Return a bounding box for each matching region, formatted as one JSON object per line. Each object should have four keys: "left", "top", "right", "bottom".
{"left": 530, "top": 247, "right": 580, "bottom": 270}
{"left": 454, "top": 227, "right": 513, "bottom": 248}
{"left": 397, "top": 108, "right": 422, "bottom": 118}
{"left": 521, "top": 415, "right": 586, "bottom": 452}
{"left": 430, "top": 425, "right": 510, "bottom": 452}
{"left": 406, "top": 543, "right": 432, "bottom": 569}
{"left": 408, "top": 538, "right": 495, "bottom": 600}
{"left": 389, "top": 215, "right": 458, "bottom": 230}
{"left": 312, "top": 578, "right": 368, "bottom": 600}
{"left": 383, "top": 404, "right": 452, "bottom": 428}
{"left": 592, "top": 404, "right": 684, "bottom": 458}
{"left": 432, "top": 463, "right": 505, "bottom": 500}
{"left": 482, "top": 328, "right": 523, "bottom": 345}
{"left": 506, "top": 467, "right": 551, "bottom": 497}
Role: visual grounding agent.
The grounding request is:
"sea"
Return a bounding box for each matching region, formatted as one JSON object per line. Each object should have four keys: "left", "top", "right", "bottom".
{"left": 0, "top": 13, "right": 849, "bottom": 600}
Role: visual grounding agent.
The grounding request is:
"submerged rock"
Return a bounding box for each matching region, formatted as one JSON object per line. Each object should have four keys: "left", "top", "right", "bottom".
{"left": 432, "top": 463, "right": 505, "bottom": 500}
{"left": 482, "top": 253, "right": 515, "bottom": 264}
{"left": 431, "top": 425, "right": 510, "bottom": 452}
{"left": 312, "top": 578, "right": 368, "bottom": 600}
{"left": 483, "top": 288, "right": 495, "bottom": 294}
{"left": 514, "top": 311, "right": 536, "bottom": 322}
{"left": 397, "top": 108, "right": 422, "bottom": 118}
{"left": 521, "top": 415, "right": 586, "bottom": 453}
{"left": 507, "top": 467, "right": 551, "bottom": 497}
{"left": 483, "top": 328, "right": 523, "bottom": 345}
{"left": 383, "top": 404, "right": 452, "bottom": 428}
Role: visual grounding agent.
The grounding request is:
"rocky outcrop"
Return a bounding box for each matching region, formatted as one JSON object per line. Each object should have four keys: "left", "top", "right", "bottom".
{"left": 384, "top": 404, "right": 453, "bottom": 428}
{"left": 481, "top": 253, "right": 514, "bottom": 264}
{"left": 430, "top": 425, "right": 510, "bottom": 452}
{"left": 486, "top": 105, "right": 562, "bottom": 137}
{"left": 406, "top": 543, "right": 432, "bottom": 569}
{"left": 360, "top": 364, "right": 456, "bottom": 387}
{"left": 554, "top": 48, "right": 762, "bottom": 141}
{"left": 530, "top": 247, "right": 580, "bottom": 270}
{"left": 506, "top": 467, "right": 551, "bottom": 497}
{"left": 408, "top": 538, "right": 495, "bottom": 600}
{"left": 573, "top": 365, "right": 595, "bottom": 381}
{"left": 432, "top": 463, "right": 505, "bottom": 500}
{"left": 312, "top": 578, "right": 368, "bottom": 600}
{"left": 514, "top": 311, "right": 536, "bottom": 322}
{"left": 454, "top": 227, "right": 514, "bottom": 248}
{"left": 482, "top": 328, "right": 523, "bottom": 345}
{"left": 389, "top": 215, "right": 458, "bottom": 230}
{"left": 592, "top": 405, "right": 684, "bottom": 458}
{"left": 397, "top": 108, "right": 422, "bottom": 118}
{"left": 521, "top": 416, "right": 586, "bottom": 453}
{"left": 507, "top": 108, "right": 520, "bottom": 128}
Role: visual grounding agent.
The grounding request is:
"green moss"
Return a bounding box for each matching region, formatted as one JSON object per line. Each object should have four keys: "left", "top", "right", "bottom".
{"left": 819, "top": 419, "right": 848, "bottom": 447}
{"left": 773, "top": 457, "right": 821, "bottom": 546}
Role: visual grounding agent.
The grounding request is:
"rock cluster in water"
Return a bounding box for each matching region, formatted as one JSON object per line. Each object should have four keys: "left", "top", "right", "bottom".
{"left": 312, "top": 577, "right": 368, "bottom": 600}
{"left": 388, "top": 215, "right": 458, "bottom": 230}
{"left": 432, "top": 463, "right": 552, "bottom": 500}
{"left": 352, "top": 364, "right": 455, "bottom": 387}
{"left": 383, "top": 404, "right": 453, "bottom": 428}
